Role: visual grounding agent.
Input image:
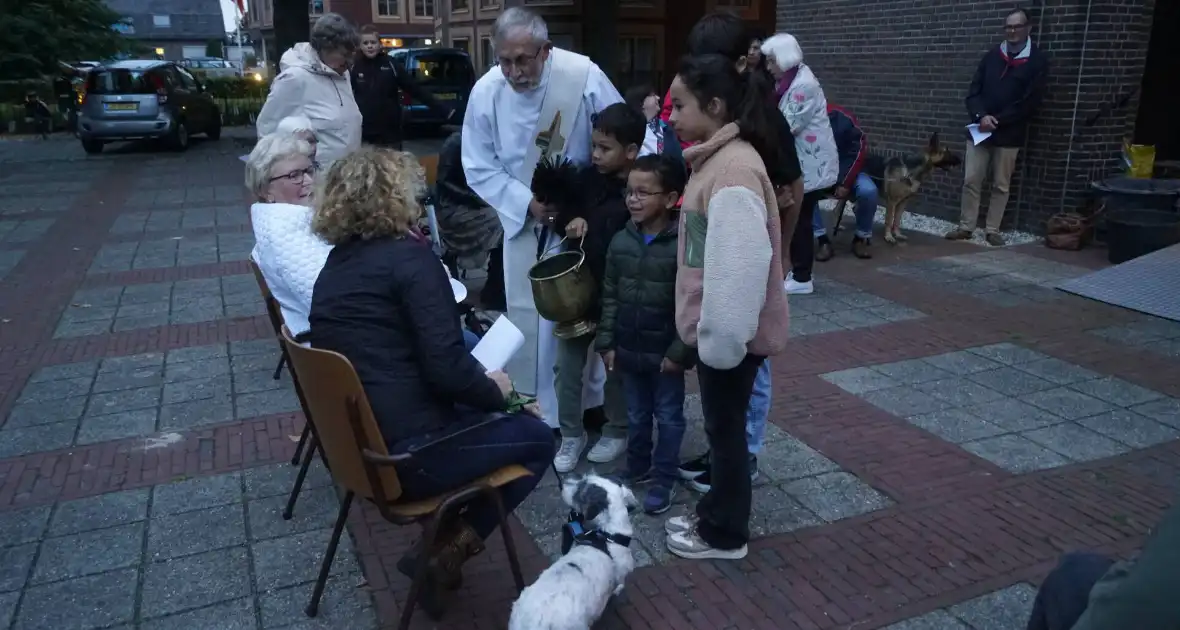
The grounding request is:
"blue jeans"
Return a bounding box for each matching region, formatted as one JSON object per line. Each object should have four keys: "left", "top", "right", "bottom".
{"left": 746, "top": 359, "right": 771, "bottom": 455}
{"left": 463, "top": 328, "right": 479, "bottom": 351}
{"left": 390, "top": 412, "right": 556, "bottom": 539}
{"left": 813, "top": 172, "right": 879, "bottom": 239}
{"left": 621, "top": 370, "right": 686, "bottom": 485}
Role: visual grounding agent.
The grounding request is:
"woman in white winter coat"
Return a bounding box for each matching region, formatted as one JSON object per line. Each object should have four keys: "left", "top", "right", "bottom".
{"left": 761, "top": 33, "right": 839, "bottom": 295}
{"left": 256, "top": 13, "right": 363, "bottom": 169}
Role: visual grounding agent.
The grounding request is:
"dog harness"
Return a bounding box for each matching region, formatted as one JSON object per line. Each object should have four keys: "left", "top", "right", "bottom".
{"left": 561, "top": 510, "right": 632, "bottom": 556}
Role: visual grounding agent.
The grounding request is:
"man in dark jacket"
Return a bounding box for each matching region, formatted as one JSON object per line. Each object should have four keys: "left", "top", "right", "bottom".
{"left": 813, "top": 104, "right": 875, "bottom": 260}
{"left": 947, "top": 7, "right": 1048, "bottom": 246}
{"left": 352, "top": 25, "right": 453, "bottom": 148}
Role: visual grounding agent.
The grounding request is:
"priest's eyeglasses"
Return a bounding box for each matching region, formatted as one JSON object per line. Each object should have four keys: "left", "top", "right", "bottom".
{"left": 269, "top": 165, "right": 317, "bottom": 183}
{"left": 497, "top": 47, "right": 544, "bottom": 70}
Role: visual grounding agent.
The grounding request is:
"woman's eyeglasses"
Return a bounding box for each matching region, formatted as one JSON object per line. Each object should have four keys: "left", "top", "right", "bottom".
{"left": 269, "top": 165, "right": 316, "bottom": 183}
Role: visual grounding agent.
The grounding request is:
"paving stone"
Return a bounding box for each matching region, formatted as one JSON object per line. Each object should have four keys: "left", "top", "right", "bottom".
{"left": 921, "top": 351, "right": 1003, "bottom": 375}
{"left": 968, "top": 343, "right": 1045, "bottom": 365}
{"left": 85, "top": 386, "right": 160, "bottom": 417}
{"left": 49, "top": 488, "right": 150, "bottom": 536}
{"left": 258, "top": 573, "right": 376, "bottom": 629}
{"left": 165, "top": 357, "right": 231, "bottom": 383}
{"left": 962, "top": 398, "right": 1064, "bottom": 432}
{"left": 148, "top": 503, "right": 247, "bottom": 561}
{"left": 5, "top": 396, "right": 87, "bottom": 428}
{"left": 1016, "top": 357, "right": 1103, "bottom": 386}
{"left": 234, "top": 369, "right": 290, "bottom": 394}
{"left": 790, "top": 295, "right": 845, "bottom": 316}
{"left": 31, "top": 521, "right": 144, "bottom": 584}
{"left": 907, "top": 408, "right": 1008, "bottom": 444}
{"left": 1023, "top": 422, "right": 1131, "bottom": 462}
{"left": 949, "top": 583, "right": 1038, "bottom": 630}
{"left": 1076, "top": 377, "right": 1166, "bottom": 408}
{"left": 968, "top": 366, "right": 1057, "bottom": 397}
{"left": 1077, "top": 409, "right": 1180, "bottom": 448}
{"left": 882, "top": 610, "right": 970, "bottom": 630}
{"left": 243, "top": 460, "right": 331, "bottom": 500}
{"left": 141, "top": 547, "right": 252, "bottom": 619}
{"left": 1021, "top": 387, "right": 1118, "bottom": 421}
{"left": 231, "top": 352, "right": 282, "bottom": 373}
{"left": 749, "top": 484, "right": 824, "bottom": 537}
{"left": 861, "top": 386, "right": 953, "bottom": 417}
{"left": 915, "top": 378, "right": 1007, "bottom": 407}
{"left": 870, "top": 358, "right": 952, "bottom": 384}
{"left": 16, "top": 377, "right": 93, "bottom": 403}
{"left": 962, "top": 435, "right": 1072, "bottom": 473}
{"left": 29, "top": 361, "right": 100, "bottom": 383}
{"left": 821, "top": 367, "right": 900, "bottom": 394}
{"left": 159, "top": 399, "right": 235, "bottom": 431}
{"left": 162, "top": 375, "right": 233, "bottom": 405}
{"left": 248, "top": 486, "right": 340, "bottom": 541}
{"left": 0, "top": 542, "right": 36, "bottom": 592}
{"left": 91, "top": 368, "right": 165, "bottom": 394}
{"left": 168, "top": 343, "right": 230, "bottom": 364}
{"left": 0, "top": 590, "right": 17, "bottom": 628}
{"left": 864, "top": 303, "right": 925, "bottom": 322}
{"left": 54, "top": 319, "right": 113, "bottom": 338}
{"left": 755, "top": 435, "right": 840, "bottom": 482}
{"left": 790, "top": 315, "right": 846, "bottom": 337}
{"left": 251, "top": 527, "right": 360, "bottom": 591}
{"left": 152, "top": 472, "right": 243, "bottom": 516}
{"left": 825, "top": 309, "right": 892, "bottom": 330}
{"left": 236, "top": 388, "right": 300, "bottom": 419}
{"left": 233, "top": 339, "right": 282, "bottom": 356}
{"left": 75, "top": 408, "right": 159, "bottom": 445}
{"left": 782, "top": 472, "right": 892, "bottom": 522}
{"left": 1129, "top": 398, "right": 1180, "bottom": 429}
{"left": 100, "top": 352, "right": 165, "bottom": 373}
{"left": 0, "top": 420, "right": 79, "bottom": 458}
{"left": 0, "top": 506, "right": 50, "bottom": 547}
{"left": 140, "top": 597, "right": 258, "bottom": 630}
{"left": 14, "top": 568, "right": 138, "bottom": 630}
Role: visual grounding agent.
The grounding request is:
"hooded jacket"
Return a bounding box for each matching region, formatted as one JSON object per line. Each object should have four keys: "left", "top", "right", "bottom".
{"left": 256, "top": 43, "right": 362, "bottom": 167}
{"left": 351, "top": 51, "right": 448, "bottom": 146}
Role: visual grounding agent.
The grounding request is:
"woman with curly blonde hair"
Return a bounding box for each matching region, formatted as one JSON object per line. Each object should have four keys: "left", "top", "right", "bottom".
{"left": 307, "top": 147, "right": 555, "bottom": 619}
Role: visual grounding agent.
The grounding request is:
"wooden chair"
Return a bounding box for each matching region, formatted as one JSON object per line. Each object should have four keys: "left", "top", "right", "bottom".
{"left": 278, "top": 326, "right": 530, "bottom": 628}
{"left": 248, "top": 260, "right": 320, "bottom": 519}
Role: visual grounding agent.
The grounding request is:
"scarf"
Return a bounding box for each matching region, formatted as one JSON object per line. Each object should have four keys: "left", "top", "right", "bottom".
{"left": 774, "top": 66, "right": 800, "bottom": 103}
{"left": 998, "top": 40, "right": 1031, "bottom": 78}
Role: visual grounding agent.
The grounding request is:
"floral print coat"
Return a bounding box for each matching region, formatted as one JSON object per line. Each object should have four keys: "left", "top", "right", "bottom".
{"left": 779, "top": 64, "right": 839, "bottom": 193}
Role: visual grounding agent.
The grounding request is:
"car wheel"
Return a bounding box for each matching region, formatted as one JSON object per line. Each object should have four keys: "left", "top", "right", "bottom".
{"left": 81, "top": 139, "right": 103, "bottom": 155}
{"left": 169, "top": 121, "right": 189, "bottom": 152}
{"left": 206, "top": 116, "right": 222, "bottom": 141}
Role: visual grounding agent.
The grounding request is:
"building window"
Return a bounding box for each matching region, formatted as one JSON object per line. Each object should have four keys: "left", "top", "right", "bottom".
{"left": 376, "top": 0, "right": 399, "bottom": 16}
{"left": 618, "top": 36, "right": 656, "bottom": 87}
{"left": 481, "top": 37, "right": 494, "bottom": 70}
{"left": 310, "top": 0, "right": 324, "bottom": 15}
{"left": 452, "top": 37, "right": 470, "bottom": 54}
{"left": 452, "top": 0, "right": 469, "bottom": 11}
{"left": 550, "top": 33, "right": 575, "bottom": 52}
{"left": 479, "top": 0, "right": 497, "bottom": 7}
{"left": 414, "top": 0, "right": 434, "bottom": 17}
{"left": 152, "top": 14, "right": 171, "bottom": 27}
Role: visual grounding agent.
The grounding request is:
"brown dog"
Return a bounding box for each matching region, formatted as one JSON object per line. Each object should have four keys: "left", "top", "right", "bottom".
{"left": 878, "top": 132, "right": 961, "bottom": 244}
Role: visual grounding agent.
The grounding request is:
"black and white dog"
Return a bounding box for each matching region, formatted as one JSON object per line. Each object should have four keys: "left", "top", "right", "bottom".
{"left": 508, "top": 474, "right": 638, "bottom": 630}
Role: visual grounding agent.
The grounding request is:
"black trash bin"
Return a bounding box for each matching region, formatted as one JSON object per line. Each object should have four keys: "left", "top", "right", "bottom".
{"left": 1105, "top": 207, "right": 1180, "bottom": 264}
{"left": 1091, "top": 177, "right": 1180, "bottom": 212}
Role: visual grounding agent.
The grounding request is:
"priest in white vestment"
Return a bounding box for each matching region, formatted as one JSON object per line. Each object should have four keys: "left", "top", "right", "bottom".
{"left": 461, "top": 7, "right": 623, "bottom": 432}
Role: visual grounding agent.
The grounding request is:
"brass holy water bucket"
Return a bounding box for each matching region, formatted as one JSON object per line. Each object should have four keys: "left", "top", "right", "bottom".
{"left": 528, "top": 236, "right": 596, "bottom": 339}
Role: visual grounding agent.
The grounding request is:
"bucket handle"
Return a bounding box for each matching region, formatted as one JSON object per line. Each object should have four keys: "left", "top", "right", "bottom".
{"left": 542, "top": 234, "right": 587, "bottom": 269}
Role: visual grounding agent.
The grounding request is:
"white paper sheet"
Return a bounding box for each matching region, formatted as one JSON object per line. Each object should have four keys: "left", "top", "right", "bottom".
{"left": 966, "top": 124, "right": 992, "bottom": 146}
{"left": 471, "top": 315, "right": 525, "bottom": 373}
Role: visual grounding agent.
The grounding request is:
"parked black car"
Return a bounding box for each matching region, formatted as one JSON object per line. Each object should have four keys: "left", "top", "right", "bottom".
{"left": 387, "top": 48, "right": 475, "bottom": 131}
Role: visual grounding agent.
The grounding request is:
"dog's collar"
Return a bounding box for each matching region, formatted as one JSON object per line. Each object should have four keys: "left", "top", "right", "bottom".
{"left": 562, "top": 510, "right": 632, "bottom": 556}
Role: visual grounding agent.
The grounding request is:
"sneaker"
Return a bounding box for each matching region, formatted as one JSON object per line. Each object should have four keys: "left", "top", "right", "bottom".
{"left": 620, "top": 467, "right": 653, "bottom": 486}
{"left": 587, "top": 436, "right": 626, "bottom": 464}
{"left": 664, "top": 513, "right": 699, "bottom": 535}
{"left": 945, "top": 228, "right": 973, "bottom": 241}
{"left": 852, "top": 236, "right": 872, "bottom": 259}
{"left": 815, "top": 236, "right": 834, "bottom": 262}
{"left": 666, "top": 529, "right": 748, "bottom": 560}
{"left": 687, "top": 455, "right": 758, "bottom": 493}
{"left": 643, "top": 484, "right": 674, "bottom": 514}
{"left": 783, "top": 273, "right": 814, "bottom": 295}
{"left": 553, "top": 434, "right": 586, "bottom": 473}
{"left": 677, "top": 452, "right": 710, "bottom": 480}
{"left": 985, "top": 232, "right": 1006, "bottom": 247}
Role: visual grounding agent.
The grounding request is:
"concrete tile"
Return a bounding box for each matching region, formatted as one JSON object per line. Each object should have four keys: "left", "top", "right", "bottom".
{"left": 861, "top": 386, "right": 953, "bottom": 417}
{"left": 140, "top": 597, "right": 257, "bottom": 630}
{"left": 0, "top": 543, "right": 36, "bottom": 592}
{"left": 907, "top": 408, "right": 1007, "bottom": 444}
{"left": 882, "top": 610, "right": 970, "bottom": 630}
{"left": 167, "top": 344, "right": 229, "bottom": 364}
{"left": 100, "top": 352, "right": 165, "bottom": 373}
{"left": 14, "top": 568, "right": 138, "bottom": 630}
{"left": 158, "top": 399, "right": 235, "bottom": 431}
{"left": 235, "top": 389, "right": 300, "bottom": 419}
{"left": 85, "top": 386, "right": 160, "bottom": 416}
{"left": 871, "top": 358, "right": 952, "bottom": 384}
{"left": 141, "top": 547, "right": 252, "bottom": 619}
{"left": 968, "top": 343, "right": 1045, "bottom": 365}
{"left": 0, "top": 420, "right": 79, "bottom": 458}
{"left": 164, "top": 357, "right": 231, "bottom": 383}
{"left": 5, "top": 396, "right": 87, "bottom": 428}
{"left": 790, "top": 315, "right": 845, "bottom": 337}
{"left": 789, "top": 296, "right": 845, "bottom": 316}
{"left": 749, "top": 484, "right": 824, "bottom": 537}
{"left": 233, "top": 369, "right": 289, "bottom": 394}
{"left": 231, "top": 352, "right": 282, "bottom": 374}
{"left": 232, "top": 339, "right": 279, "bottom": 356}
{"left": 962, "top": 398, "right": 1064, "bottom": 432}
{"left": 755, "top": 435, "right": 840, "bottom": 483}
{"left": 962, "top": 435, "right": 1071, "bottom": 473}
{"left": 91, "top": 368, "right": 164, "bottom": 394}
{"left": 251, "top": 527, "right": 360, "bottom": 591}
{"left": 152, "top": 472, "right": 243, "bottom": 516}
{"left": 31, "top": 521, "right": 144, "bottom": 584}
{"left": 0, "top": 590, "right": 17, "bottom": 628}
{"left": 16, "top": 377, "right": 93, "bottom": 403}
{"left": 148, "top": 503, "right": 247, "bottom": 561}
{"left": 248, "top": 486, "right": 340, "bottom": 541}
{"left": 968, "top": 366, "right": 1056, "bottom": 397}
{"left": 821, "top": 367, "right": 901, "bottom": 394}
{"left": 29, "top": 361, "right": 99, "bottom": 384}
{"left": 75, "top": 408, "right": 159, "bottom": 445}
{"left": 60, "top": 305, "right": 117, "bottom": 324}
{"left": 1016, "top": 357, "right": 1103, "bottom": 386}
{"left": 1078, "top": 410, "right": 1180, "bottom": 448}
{"left": 162, "top": 375, "right": 233, "bottom": 405}
{"left": 54, "top": 319, "right": 113, "bottom": 338}
{"left": 949, "top": 582, "right": 1037, "bottom": 630}
{"left": 242, "top": 460, "right": 331, "bottom": 500}
{"left": 49, "top": 488, "right": 149, "bottom": 536}
{"left": 1077, "top": 377, "right": 1166, "bottom": 408}
{"left": 1129, "top": 398, "right": 1180, "bottom": 429}
{"left": 1021, "top": 387, "right": 1118, "bottom": 421}
{"left": 1023, "top": 423, "right": 1131, "bottom": 462}
{"left": 915, "top": 378, "right": 1007, "bottom": 407}
{"left": 0, "top": 506, "right": 51, "bottom": 547}
{"left": 258, "top": 573, "right": 375, "bottom": 629}
{"left": 783, "top": 472, "right": 892, "bottom": 522}
{"left": 824, "top": 309, "right": 891, "bottom": 330}
{"left": 864, "top": 303, "right": 925, "bottom": 322}
{"left": 921, "top": 351, "right": 1003, "bottom": 375}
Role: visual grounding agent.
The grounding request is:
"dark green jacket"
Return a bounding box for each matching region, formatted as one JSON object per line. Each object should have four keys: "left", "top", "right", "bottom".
{"left": 595, "top": 219, "right": 694, "bottom": 372}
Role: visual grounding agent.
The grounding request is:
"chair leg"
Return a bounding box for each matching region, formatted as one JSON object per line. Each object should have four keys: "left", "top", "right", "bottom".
{"left": 283, "top": 434, "right": 317, "bottom": 520}
{"left": 306, "top": 490, "right": 354, "bottom": 618}
{"left": 399, "top": 511, "right": 449, "bottom": 630}
{"left": 489, "top": 488, "right": 527, "bottom": 592}
{"left": 273, "top": 353, "right": 287, "bottom": 380}
{"left": 290, "top": 422, "right": 310, "bottom": 466}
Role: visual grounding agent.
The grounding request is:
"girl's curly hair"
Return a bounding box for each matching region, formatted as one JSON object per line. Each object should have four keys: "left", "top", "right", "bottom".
{"left": 311, "top": 147, "right": 426, "bottom": 245}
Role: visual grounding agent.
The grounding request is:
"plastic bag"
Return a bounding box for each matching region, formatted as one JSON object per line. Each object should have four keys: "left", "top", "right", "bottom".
{"left": 1124, "top": 142, "right": 1155, "bottom": 179}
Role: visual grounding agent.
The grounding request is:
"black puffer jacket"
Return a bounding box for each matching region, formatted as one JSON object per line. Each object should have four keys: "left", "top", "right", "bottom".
{"left": 595, "top": 219, "right": 694, "bottom": 372}
{"left": 308, "top": 234, "right": 505, "bottom": 447}
{"left": 351, "top": 52, "right": 447, "bottom": 146}
{"left": 553, "top": 167, "right": 630, "bottom": 322}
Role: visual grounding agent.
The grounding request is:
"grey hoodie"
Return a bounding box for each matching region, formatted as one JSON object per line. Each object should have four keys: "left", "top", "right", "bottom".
{"left": 257, "top": 43, "right": 362, "bottom": 168}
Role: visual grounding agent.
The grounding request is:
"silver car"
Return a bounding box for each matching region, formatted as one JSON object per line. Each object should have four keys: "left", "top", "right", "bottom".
{"left": 78, "top": 60, "right": 221, "bottom": 154}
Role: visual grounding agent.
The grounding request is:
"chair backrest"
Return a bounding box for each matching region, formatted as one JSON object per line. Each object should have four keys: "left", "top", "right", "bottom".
{"left": 248, "top": 259, "right": 286, "bottom": 336}
{"left": 279, "top": 325, "right": 403, "bottom": 501}
{"left": 418, "top": 154, "right": 439, "bottom": 188}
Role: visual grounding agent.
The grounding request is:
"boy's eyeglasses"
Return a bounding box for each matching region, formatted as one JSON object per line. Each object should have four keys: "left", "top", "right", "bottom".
{"left": 625, "top": 189, "right": 666, "bottom": 201}
{"left": 269, "top": 165, "right": 316, "bottom": 183}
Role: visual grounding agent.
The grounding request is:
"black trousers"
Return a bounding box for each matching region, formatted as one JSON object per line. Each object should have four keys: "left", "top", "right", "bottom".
{"left": 790, "top": 190, "right": 827, "bottom": 283}
{"left": 695, "top": 354, "right": 765, "bottom": 549}
{"left": 1026, "top": 552, "right": 1114, "bottom": 630}
{"left": 480, "top": 245, "right": 506, "bottom": 311}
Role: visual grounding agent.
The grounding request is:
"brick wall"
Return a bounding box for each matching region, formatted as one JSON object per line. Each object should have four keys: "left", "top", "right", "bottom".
{"left": 776, "top": 0, "right": 1155, "bottom": 234}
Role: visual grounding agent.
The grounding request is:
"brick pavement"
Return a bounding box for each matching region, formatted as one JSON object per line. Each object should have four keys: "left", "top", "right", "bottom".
{"left": 0, "top": 133, "right": 1177, "bottom": 630}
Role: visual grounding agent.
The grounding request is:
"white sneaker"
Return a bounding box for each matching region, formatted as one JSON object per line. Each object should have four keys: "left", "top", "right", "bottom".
{"left": 586, "top": 436, "right": 626, "bottom": 463}
{"left": 784, "top": 272, "right": 814, "bottom": 295}
{"left": 666, "top": 529, "right": 748, "bottom": 560}
{"left": 664, "top": 513, "right": 699, "bottom": 536}
{"left": 553, "top": 435, "right": 586, "bottom": 473}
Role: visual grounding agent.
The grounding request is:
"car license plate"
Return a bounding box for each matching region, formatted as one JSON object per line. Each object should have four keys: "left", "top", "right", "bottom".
{"left": 105, "top": 102, "right": 138, "bottom": 111}
{"left": 435, "top": 93, "right": 457, "bottom": 101}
